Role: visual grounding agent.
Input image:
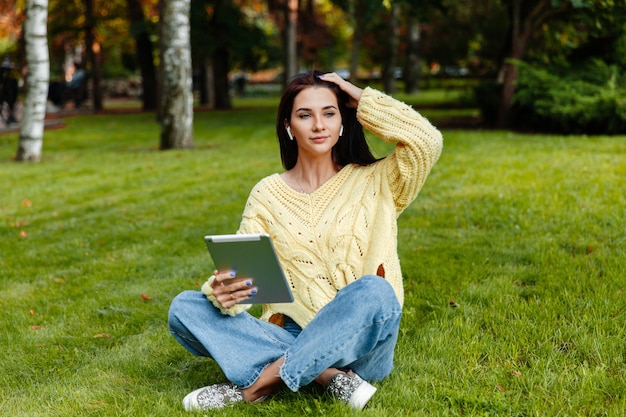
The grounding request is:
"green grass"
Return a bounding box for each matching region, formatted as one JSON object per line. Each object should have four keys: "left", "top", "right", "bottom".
{"left": 1, "top": 96, "right": 625, "bottom": 416}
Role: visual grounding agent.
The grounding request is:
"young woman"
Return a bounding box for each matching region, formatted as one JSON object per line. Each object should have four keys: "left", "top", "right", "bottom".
{"left": 168, "top": 71, "right": 443, "bottom": 411}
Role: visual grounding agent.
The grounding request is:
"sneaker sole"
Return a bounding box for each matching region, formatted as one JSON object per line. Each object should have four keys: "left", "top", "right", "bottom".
{"left": 349, "top": 381, "right": 377, "bottom": 410}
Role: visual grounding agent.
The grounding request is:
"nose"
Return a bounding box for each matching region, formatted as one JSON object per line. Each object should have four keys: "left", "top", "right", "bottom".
{"left": 313, "top": 116, "right": 325, "bottom": 131}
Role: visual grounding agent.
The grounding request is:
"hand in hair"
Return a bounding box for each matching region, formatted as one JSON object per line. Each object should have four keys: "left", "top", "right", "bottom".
{"left": 319, "top": 73, "right": 363, "bottom": 109}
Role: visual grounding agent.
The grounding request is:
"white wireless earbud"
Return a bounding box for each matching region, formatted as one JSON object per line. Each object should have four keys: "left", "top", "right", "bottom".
{"left": 339, "top": 125, "right": 344, "bottom": 137}
{"left": 286, "top": 126, "right": 294, "bottom": 141}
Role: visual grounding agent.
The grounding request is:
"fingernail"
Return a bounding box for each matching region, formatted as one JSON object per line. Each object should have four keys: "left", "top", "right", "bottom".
{"left": 229, "top": 271, "right": 236, "bottom": 277}
{"left": 251, "top": 289, "right": 257, "bottom": 294}
{"left": 246, "top": 280, "right": 252, "bottom": 286}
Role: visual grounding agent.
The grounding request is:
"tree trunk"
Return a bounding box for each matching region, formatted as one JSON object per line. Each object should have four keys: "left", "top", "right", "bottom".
{"left": 212, "top": 46, "right": 231, "bottom": 109}
{"left": 211, "top": 0, "right": 231, "bottom": 109}
{"left": 381, "top": 2, "right": 399, "bottom": 94}
{"left": 497, "top": 0, "right": 522, "bottom": 128}
{"left": 205, "top": 59, "right": 215, "bottom": 108}
{"left": 159, "top": 0, "right": 194, "bottom": 150}
{"left": 497, "top": 0, "right": 568, "bottom": 128}
{"left": 157, "top": 0, "right": 165, "bottom": 121}
{"left": 16, "top": 0, "right": 49, "bottom": 163}
{"left": 284, "top": 0, "right": 298, "bottom": 82}
{"left": 198, "top": 62, "right": 208, "bottom": 106}
{"left": 348, "top": 1, "right": 363, "bottom": 84}
{"left": 83, "top": 0, "right": 103, "bottom": 111}
{"left": 404, "top": 16, "right": 420, "bottom": 94}
{"left": 497, "top": 57, "right": 521, "bottom": 129}
{"left": 127, "top": 0, "right": 158, "bottom": 111}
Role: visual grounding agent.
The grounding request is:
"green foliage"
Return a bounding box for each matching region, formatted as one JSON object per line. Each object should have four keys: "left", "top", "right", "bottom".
{"left": 45, "top": 0, "right": 139, "bottom": 79}
{"left": 423, "top": 0, "right": 509, "bottom": 73}
{"left": 512, "top": 59, "right": 626, "bottom": 134}
{"left": 524, "top": 0, "right": 626, "bottom": 70}
{"left": 191, "top": 0, "right": 280, "bottom": 72}
{"left": 1, "top": 95, "right": 626, "bottom": 415}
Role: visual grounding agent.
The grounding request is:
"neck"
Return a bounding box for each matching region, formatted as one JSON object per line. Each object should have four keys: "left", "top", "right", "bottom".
{"left": 290, "top": 159, "right": 340, "bottom": 194}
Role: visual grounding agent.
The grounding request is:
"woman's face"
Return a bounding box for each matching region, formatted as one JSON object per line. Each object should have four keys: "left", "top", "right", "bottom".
{"left": 286, "top": 86, "right": 342, "bottom": 161}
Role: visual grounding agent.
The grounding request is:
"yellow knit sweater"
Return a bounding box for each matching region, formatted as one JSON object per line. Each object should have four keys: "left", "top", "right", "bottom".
{"left": 237, "top": 87, "right": 443, "bottom": 328}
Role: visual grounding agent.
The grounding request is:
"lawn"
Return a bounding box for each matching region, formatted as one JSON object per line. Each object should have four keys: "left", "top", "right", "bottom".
{"left": 1, "top": 95, "right": 625, "bottom": 416}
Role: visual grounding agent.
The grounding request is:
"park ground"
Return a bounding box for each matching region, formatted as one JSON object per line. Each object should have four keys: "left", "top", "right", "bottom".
{"left": 1, "top": 90, "right": 625, "bottom": 416}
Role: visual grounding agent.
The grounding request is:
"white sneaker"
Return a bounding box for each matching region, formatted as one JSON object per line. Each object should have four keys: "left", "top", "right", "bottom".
{"left": 327, "top": 370, "right": 377, "bottom": 410}
{"left": 182, "top": 382, "right": 266, "bottom": 411}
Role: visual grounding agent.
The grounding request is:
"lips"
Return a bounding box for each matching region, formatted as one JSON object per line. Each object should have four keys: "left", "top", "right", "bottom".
{"left": 311, "top": 136, "right": 329, "bottom": 141}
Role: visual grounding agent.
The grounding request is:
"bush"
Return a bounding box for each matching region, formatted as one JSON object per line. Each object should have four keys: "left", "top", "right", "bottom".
{"left": 473, "top": 80, "right": 502, "bottom": 126}
{"left": 512, "top": 60, "right": 626, "bottom": 134}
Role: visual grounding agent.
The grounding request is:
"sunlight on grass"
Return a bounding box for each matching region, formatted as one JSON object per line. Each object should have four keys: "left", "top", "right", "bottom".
{"left": 1, "top": 100, "right": 625, "bottom": 415}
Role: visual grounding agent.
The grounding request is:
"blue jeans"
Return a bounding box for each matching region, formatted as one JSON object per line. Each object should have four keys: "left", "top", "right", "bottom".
{"left": 168, "top": 275, "right": 402, "bottom": 391}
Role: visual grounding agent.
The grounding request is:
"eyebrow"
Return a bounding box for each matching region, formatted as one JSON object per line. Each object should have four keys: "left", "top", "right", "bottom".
{"left": 295, "top": 105, "right": 338, "bottom": 113}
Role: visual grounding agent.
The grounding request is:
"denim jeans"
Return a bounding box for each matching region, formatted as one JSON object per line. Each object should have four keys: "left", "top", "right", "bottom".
{"left": 168, "top": 275, "right": 402, "bottom": 391}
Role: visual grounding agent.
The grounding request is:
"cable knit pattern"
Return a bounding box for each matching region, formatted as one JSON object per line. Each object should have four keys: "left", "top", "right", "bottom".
{"left": 238, "top": 87, "right": 443, "bottom": 327}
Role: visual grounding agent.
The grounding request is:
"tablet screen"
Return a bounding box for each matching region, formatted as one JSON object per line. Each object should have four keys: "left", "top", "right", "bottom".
{"left": 204, "top": 233, "right": 294, "bottom": 304}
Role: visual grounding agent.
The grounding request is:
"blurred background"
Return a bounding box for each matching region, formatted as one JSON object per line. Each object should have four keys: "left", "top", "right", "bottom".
{"left": 2, "top": 0, "right": 626, "bottom": 134}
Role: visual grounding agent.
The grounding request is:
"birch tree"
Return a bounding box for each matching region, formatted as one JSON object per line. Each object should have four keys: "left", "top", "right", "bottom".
{"left": 16, "top": 0, "right": 49, "bottom": 162}
{"left": 159, "top": 0, "right": 193, "bottom": 150}
{"left": 403, "top": 15, "right": 421, "bottom": 94}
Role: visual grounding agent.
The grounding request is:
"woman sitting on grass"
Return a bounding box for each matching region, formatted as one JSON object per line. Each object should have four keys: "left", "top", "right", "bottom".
{"left": 168, "top": 71, "right": 443, "bottom": 411}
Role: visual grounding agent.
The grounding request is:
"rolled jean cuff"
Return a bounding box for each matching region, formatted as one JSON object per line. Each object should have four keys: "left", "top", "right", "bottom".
{"left": 278, "top": 351, "right": 300, "bottom": 392}
{"left": 201, "top": 275, "right": 251, "bottom": 316}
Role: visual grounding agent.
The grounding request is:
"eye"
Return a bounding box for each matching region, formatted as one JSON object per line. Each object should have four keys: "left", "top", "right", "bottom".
{"left": 324, "top": 111, "right": 336, "bottom": 118}
{"left": 298, "top": 113, "right": 311, "bottom": 119}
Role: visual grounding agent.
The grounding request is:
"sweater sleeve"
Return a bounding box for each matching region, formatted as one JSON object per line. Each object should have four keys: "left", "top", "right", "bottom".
{"left": 356, "top": 87, "right": 443, "bottom": 213}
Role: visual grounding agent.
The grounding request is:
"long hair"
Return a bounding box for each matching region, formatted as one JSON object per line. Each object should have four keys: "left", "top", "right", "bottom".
{"left": 275, "top": 70, "right": 379, "bottom": 170}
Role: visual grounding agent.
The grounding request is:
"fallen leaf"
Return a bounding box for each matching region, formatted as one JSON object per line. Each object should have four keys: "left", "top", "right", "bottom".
{"left": 141, "top": 293, "right": 153, "bottom": 301}
{"left": 449, "top": 300, "right": 459, "bottom": 308}
{"left": 29, "top": 309, "right": 35, "bottom": 316}
{"left": 496, "top": 384, "right": 507, "bottom": 392}
{"left": 30, "top": 325, "right": 42, "bottom": 330}
{"left": 19, "top": 230, "right": 27, "bottom": 238}
{"left": 93, "top": 333, "right": 111, "bottom": 339}
{"left": 21, "top": 199, "right": 32, "bottom": 207}
{"left": 512, "top": 370, "right": 522, "bottom": 377}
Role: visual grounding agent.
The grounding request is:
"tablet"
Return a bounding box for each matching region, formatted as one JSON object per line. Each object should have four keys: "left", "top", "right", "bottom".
{"left": 204, "top": 233, "right": 294, "bottom": 304}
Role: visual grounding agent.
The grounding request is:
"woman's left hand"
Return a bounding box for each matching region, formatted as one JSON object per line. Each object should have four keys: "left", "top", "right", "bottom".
{"left": 320, "top": 72, "right": 363, "bottom": 108}
{"left": 210, "top": 269, "right": 257, "bottom": 308}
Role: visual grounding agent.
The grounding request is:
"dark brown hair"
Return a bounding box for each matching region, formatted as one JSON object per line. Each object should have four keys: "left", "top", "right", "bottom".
{"left": 275, "top": 70, "right": 378, "bottom": 170}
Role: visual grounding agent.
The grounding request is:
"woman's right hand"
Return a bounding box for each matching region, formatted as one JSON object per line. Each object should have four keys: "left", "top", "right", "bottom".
{"left": 319, "top": 72, "right": 363, "bottom": 108}
{"left": 210, "top": 269, "right": 257, "bottom": 308}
